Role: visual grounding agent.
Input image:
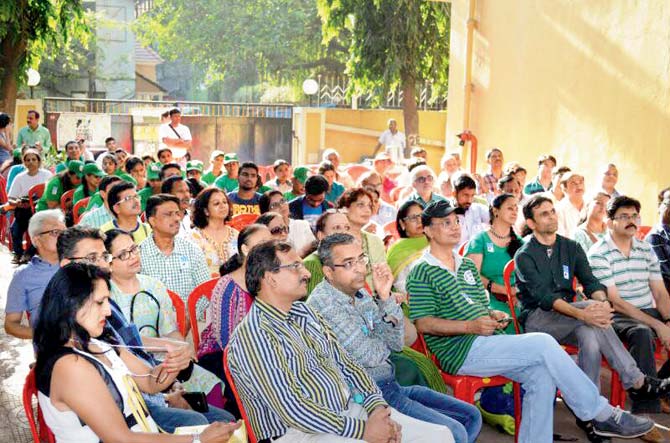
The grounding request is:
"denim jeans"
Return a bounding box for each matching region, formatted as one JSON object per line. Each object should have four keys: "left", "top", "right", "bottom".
{"left": 376, "top": 376, "right": 481, "bottom": 443}
{"left": 455, "top": 333, "right": 611, "bottom": 443}
{"left": 146, "top": 395, "right": 235, "bottom": 433}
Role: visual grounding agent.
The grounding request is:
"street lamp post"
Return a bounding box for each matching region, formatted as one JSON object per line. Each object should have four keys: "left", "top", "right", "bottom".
{"left": 302, "top": 79, "right": 318, "bottom": 107}
{"left": 27, "top": 68, "right": 41, "bottom": 99}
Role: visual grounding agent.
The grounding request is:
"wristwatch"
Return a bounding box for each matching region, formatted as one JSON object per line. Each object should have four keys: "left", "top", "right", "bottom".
{"left": 191, "top": 434, "right": 201, "bottom": 443}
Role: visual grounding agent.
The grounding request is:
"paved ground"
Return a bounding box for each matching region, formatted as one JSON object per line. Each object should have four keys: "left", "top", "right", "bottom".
{"left": 1, "top": 243, "right": 670, "bottom": 442}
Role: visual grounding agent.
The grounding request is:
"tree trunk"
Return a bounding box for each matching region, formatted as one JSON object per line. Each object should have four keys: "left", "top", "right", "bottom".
{"left": 0, "top": 37, "right": 28, "bottom": 120}
{"left": 400, "top": 70, "right": 419, "bottom": 157}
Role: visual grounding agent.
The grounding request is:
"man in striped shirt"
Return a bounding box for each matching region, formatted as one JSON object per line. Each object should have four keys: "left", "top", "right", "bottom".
{"left": 589, "top": 196, "right": 670, "bottom": 413}
{"left": 227, "top": 240, "right": 450, "bottom": 443}
{"left": 408, "top": 200, "right": 655, "bottom": 442}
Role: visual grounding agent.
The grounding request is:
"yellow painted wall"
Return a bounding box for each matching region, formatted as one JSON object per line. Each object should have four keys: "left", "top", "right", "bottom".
{"left": 446, "top": 0, "right": 670, "bottom": 223}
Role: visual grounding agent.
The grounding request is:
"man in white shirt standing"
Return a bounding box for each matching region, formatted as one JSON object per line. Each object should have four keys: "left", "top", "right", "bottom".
{"left": 158, "top": 108, "right": 192, "bottom": 159}
{"left": 373, "top": 118, "right": 405, "bottom": 157}
{"left": 556, "top": 171, "right": 587, "bottom": 239}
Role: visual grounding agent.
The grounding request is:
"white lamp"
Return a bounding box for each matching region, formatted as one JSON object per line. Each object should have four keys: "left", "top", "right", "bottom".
{"left": 27, "top": 68, "right": 40, "bottom": 99}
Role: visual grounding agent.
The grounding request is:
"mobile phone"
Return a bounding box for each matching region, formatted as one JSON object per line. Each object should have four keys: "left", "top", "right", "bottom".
{"left": 183, "top": 392, "right": 209, "bottom": 413}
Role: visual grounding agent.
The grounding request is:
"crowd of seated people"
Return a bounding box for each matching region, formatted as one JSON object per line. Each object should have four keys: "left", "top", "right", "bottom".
{"left": 4, "top": 130, "right": 670, "bottom": 443}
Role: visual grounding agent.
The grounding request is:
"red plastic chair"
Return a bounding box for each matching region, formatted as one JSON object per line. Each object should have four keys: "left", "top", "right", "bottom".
{"left": 345, "top": 164, "right": 371, "bottom": 182}
{"left": 166, "top": 289, "right": 187, "bottom": 337}
{"left": 27, "top": 183, "right": 45, "bottom": 213}
{"left": 73, "top": 197, "right": 90, "bottom": 224}
{"left": 636, "top": 225, "right": 652, "bottom": 241}
{"left": 60, "top": 189, "right": 75, "bottom": 212}
{"left": 23, "top": 368, "right": 56, "bottom": 443}
{"left": 502, "top": 260, "right": 626, "bottom": 408}
{"left": 188, "top": 278, "right": 219, "bottom": 350}
{"left": 223, "top": 347, "right": 258, "bottom": 443}
{"left": 457, "top": 241, "right": 468, "bottom": 257}
{"left": 228, "top": 213, "right": 259, "bottom": 232}
{"left": 382, "top": 220, "right": 399, "bottom": 240}
{"left": 411, "top": 334, "right": 521, "bottom": 442}
{"left": 389, "top": 185, "right": 407, "bottom": 203}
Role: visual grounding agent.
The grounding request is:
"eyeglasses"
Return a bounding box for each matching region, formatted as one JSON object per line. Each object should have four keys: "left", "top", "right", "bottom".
{"left": 429, "top": 218, "right": 460, "bottom": 229}
{"left": 115, "top": 194, "right": 140, "bottom": 205}
{"left": 414, "top": 175, "right": 434, "bottom": 184}
{"left": 37, "top": 228, "right": 64, "bottom": 238}
{"left": 328, "top": 224, "right": 351, "bottom": 233}
{"left": 113, "top": 244, "right": 140, "bottom": 261}
{"left": 402, "top": 214, "right": 422, "bottom": 224}
{"left": 270, "top": 225, "right": 289, "bottom": 236}
{"left": 269, "top": 199, "right": 287, "bottom": 210}
{"left": 67, "top": 252, "right": 113, "bottom": 264}
{"left": 329, "top": 254, "right": 369, "bottom": 270}
{"left": 612, "top": 213, "right": 641, "bottom": 222}
{"left": 273, "top": 262, "right": 306, "bottom": 273}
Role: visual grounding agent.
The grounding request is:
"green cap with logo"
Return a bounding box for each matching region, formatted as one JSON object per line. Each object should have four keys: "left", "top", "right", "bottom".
{"left": 12, "top": 148, "right": 21, "bottom": 160}
{"left": 67, "top": 160, "right": 85, "bottom": 178}
{"left": 292, "top": 166, "right": 310, "bottom": 185}
{"left": 83, "top": 162, "right": 106, "bottom": 177}
{"left": 147, "top": 162, "right": 162, "bottom": 181}
{"left": 223, "top": 153, "right": 239, "bottom": 164}
{"left": 186, "top": 160, "right": 204, "bottom": 172}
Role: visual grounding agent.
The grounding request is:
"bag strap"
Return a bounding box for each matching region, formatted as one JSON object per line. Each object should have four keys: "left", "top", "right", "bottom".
{"left": 168, "top": 124, "right": 182, "bottom": 139}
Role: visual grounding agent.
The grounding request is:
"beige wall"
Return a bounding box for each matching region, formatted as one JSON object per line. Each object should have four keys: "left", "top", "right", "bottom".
{"left": 446, "top": 0, "right": 670, "bottom": 223}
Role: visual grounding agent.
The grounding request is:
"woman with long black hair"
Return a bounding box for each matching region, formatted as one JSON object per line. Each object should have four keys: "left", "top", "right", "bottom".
{"left": 34, "top": 262, "right": 239, "bottom": 442}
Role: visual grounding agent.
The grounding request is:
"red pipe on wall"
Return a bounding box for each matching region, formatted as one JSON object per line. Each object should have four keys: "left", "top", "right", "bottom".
{"left": 457, "top": 130, "right": 478, "bottom": 174}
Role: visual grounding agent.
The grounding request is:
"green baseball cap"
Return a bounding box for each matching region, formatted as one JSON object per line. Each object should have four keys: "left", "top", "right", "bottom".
{"left": 68, "top": 160, "right": 85, "bottom": 178}
{"left": 223, "top": 153, "right": 239, "bottom": 164}
{"left": 186, "top": 160, "right": 204, "bottom": 172}
{"left": 147, "top": 162, "right": 162, "bottom": 181}
{"left": 12, "top": 148, "right": 21, "bottom": 159}
{"left": 83, "top": 162, "right": 105, "bottom": 177}
{"left": 292, "top": 166, "right": 310, "bottom": 185}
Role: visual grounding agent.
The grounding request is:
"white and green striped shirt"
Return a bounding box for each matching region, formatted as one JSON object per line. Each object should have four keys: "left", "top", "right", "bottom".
{"left": 588, "top": 233, "right": 662, "bottom": 309}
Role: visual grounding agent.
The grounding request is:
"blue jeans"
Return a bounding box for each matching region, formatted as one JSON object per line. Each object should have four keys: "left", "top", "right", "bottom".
{"left": 146, "top": 395, "right": 235, "bottom": 433}
{"left": 376, "top": 376, "right": 481, "bottom": 443}
{"left": 455, "top": 333, "right": 611, "bottom": 443}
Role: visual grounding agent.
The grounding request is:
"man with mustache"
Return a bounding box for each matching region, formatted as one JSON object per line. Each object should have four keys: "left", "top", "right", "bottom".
{"left": 588, "top": 196, "right": 670, "bottom": 414}
{"left": 515, "top": 194, "right": 670, "bottom": 438}
{"left": 161, "top": 175, "right": 193, "bottom": 237}
{"left": 228, "top": 240, "right": 450, "bottom": 443}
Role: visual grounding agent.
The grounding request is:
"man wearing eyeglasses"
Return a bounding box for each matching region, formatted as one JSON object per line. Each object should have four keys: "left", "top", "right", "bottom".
{"left": 409, "top": 200, "right": 657, "bottom": 442}
{"left": 100, "top": 181, "right": 152, "bottom": 244}
{"left": 588, "top": 196, "right": 670, "bottom": 414}
{"left": 516, "top": 195, "right": 670, "bottom": 434}
{"left": 405, "top": 165, "right": 445, "bottom": 208}
{"left": 308, "top": 233, "right": 480, "bottom": 443}
{"left": 229, "top": 240, "right": 450, "bottom": 443}
{"left": 5, "top": 210, "right": 65, "bottom": 339}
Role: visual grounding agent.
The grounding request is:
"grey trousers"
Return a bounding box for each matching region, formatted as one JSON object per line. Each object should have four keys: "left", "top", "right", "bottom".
{"left": 524, "top": 301, "right": 644, "bottom": 390}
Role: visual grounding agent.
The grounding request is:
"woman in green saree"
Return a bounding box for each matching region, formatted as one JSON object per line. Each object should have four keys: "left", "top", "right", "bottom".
{"left": 387, "top": 200, "right": 429, "bottom": 293}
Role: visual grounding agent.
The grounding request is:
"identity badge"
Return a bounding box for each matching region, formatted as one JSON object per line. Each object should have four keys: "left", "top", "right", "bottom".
{"left": 486, "top": 243, "right": 495, "bottom": 253}
{"left": 179, "top": 254, "right": 190, "bottom": 270}
{"left": 562, "top": 265, "right": 570, "bottom": 280}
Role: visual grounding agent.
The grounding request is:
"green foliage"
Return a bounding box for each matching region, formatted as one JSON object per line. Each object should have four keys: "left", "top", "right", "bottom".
{"left": 134, "top": 0, "right": 345, "bottom": 101}
{"left": 0, "top": 0, "right": 89, "bottom": 89}
{"left": 318, "top": 0, "right": 450, "bottom": 103}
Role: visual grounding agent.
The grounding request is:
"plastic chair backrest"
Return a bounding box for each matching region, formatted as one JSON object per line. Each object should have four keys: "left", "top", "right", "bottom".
{"left": 229, "top": 213, "right": 259, "bottom": 232}
{"left": 503, "top": 260, "right": 522, "bottom": 334}
{"left": 345, "top": 164, "right": 371, "bottom": 182}
{"left": 457, "top": 241, "right": 468, "bottom": 257}
{"left": 27, "top": 183, "right": 45, "bottom": 213}
{"left": 23, "top": 368, "right": 56, "bottom": 443}
{"left": 383, "top": 221, "right": 399, "bottom": 240}
{"left": 166, "top": 289, "right": 187, "bottom": 337}
{"left": 73, "top": 197, "right": 90, "bottom": 224}
{"left": 636, "top": 225, "right": 652, "bottom": 240}
{"left": 389, "top": 186, "right": 406, "bottom": 203}
{"left": 223, "top": 347, "right": 258, "bottom": 443}
{"left": 188, "top": 278, "right": 219, "bottom": 350}
{"left": 0, "top": 175, "right": 7, "bottom": 204}
{"left": 60, "top": 189, "right": 75, "bottom": 212}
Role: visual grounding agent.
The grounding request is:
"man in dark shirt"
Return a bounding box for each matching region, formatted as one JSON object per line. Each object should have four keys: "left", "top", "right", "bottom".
{"left": 515, "top": 194, "right": 670, "bottom": 420}
{"left": 288, "top": 175, "right": 333, "bottom": 230}
{"left": 227, "top": 162, "right": 262, "bottom": 216}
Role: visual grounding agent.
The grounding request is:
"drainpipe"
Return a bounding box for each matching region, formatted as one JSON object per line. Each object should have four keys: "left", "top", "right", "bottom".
{"left": 461, "top": 0, "right": 477, "bottom": 173}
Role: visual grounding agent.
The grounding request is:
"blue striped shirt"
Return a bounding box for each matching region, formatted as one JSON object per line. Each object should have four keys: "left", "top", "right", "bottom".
{"left": 228, "top": 300, "right": 386, "bottom": 440}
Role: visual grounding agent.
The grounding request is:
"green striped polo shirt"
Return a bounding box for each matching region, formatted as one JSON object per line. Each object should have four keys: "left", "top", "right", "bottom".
{"left": 588, "top": 233, "right": 662, "bottom": 309}
{"left": 408, "top": 251, "right": 501, "bottom": 374}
